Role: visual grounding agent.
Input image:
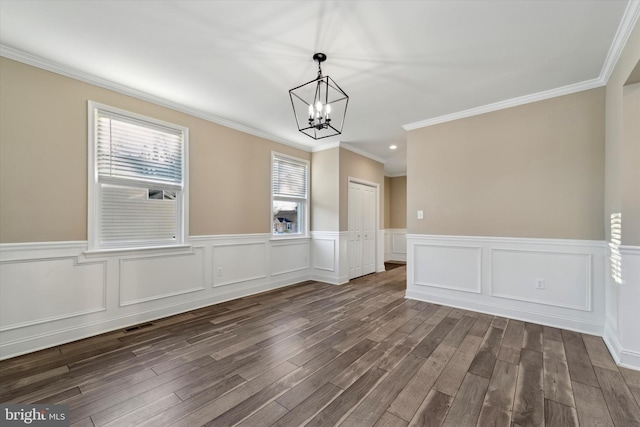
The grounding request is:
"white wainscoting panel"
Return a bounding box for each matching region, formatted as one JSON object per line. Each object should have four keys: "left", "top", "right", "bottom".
{"left": 407, "top": 235, "right": 606, "bottom": 336}
{"left": 212, "top": 242, "right": 267, "bottom": 287}
{"left": 271, "top": 240, "right": 310, "bottom": 276}
{"left": 119, "top": 247, "right": 205, "bottom": 306}
{"left": 620, "top": 247, "right": 640, "bottom": 359}
{"left": 0, "top": 234, "right": 312, "bottom": 360}
{"left": 605, "top": 246, "right": 640, "bottom": 370}
{"left": 0, "top": 256, "right": 106, "bottom": 331}
{"left": 312, "top": 238, "right": 335, "bottom": 271}
{"left": 384, "top": 229, "right": 407, "bottom": 262}
{"left": 392, "top": 232, "right": 407, "bottom": 258}
{"left": 414, "top": 244, "right": 481, "bottom": 293}
{"left": 490, "top": 249, "right": 591, "bottom": 311}
{"left": 605, "top": 256, "right": 619, "bottom": 333}
{"left": 310, "top": 231, "right": 349, "bottom": 285}
{"left": 377, "top": 230, "right": 386, "bottom": 273}
{"left": 337, "top": 232, "right": 350, "bottom": 284}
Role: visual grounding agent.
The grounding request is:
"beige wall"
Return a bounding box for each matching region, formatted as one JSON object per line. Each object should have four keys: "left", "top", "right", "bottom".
{"left": 384, "top": 176, "right": 391, "bottom": 229}
{"left": 0, "top": 57, "right": 310, "bottom": 243}
{"left": 311, "top": 147, "right": 384, "bottom": 232}
{"left": 407, "top": 87, "right": 605, "bottom": 240}
{"left": 388, "top": 176, "right": 407, "bottom": 229}
{"left": 338, "top": 148, "right": 385, "bottom": 231}
{"left": 311, "top": 148, "right": 340, "bottom": 232}
{"left": 605, "top": 19, "right": 640, "bottom": 245}
{"left": 621, "top": 83, "right": 640, "bottom": 244}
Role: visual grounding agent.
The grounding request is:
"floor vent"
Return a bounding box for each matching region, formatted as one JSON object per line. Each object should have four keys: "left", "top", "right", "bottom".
{"left": 123, "top": 322, "right": 154, "bottom": 333}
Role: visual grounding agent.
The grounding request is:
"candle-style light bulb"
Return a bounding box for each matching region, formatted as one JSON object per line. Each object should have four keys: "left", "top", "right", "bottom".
{"left": 308, "top": 104, "right": 313, "bottom": 119}
{"left": 316, "top": 101, "right": 323, "bottom": 113}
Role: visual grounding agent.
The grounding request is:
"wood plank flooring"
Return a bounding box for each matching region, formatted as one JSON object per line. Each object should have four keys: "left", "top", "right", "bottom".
{"left": 1, "top": 266, "right": 639, "bottom": 426}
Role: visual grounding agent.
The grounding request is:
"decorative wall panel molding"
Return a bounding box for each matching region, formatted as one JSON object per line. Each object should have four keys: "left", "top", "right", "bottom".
{"left": 310, "top": 231, "right": 350, "bottom": 285}
{"left": 406, "top": 234, "right": 606, "bottom": 336}
{"left": 490, "top": 248, "right": 591, "bottom": 311}
{"left": 119, "top": 247, "right": 206, "bottom": 306}
{"left": 271, "top": 240, "right": 310, "bottom": 276}
{"left": 0, "top": 256, "right": 106, "bottom": 331}
{"left": 604, "top": 246, "right": 640, "bottom": 370}
{"left": 0, "top": 234, "right": 310, "bottom": 360}
{"left": 413, "top": 244, "right": 481, "bottom": 294}
{"left": 212, "top": 241, "right": 268, "bottom": 287}
{"left": 312, "top": 238, "right": 335, "bottom": 271}
{"left": 384, "top": 229, "right": 407, "bottom": 262}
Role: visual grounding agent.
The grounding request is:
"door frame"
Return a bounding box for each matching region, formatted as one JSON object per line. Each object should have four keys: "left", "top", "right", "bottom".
{"left": 347, "top": 176, "right": 380, "bottom": 278}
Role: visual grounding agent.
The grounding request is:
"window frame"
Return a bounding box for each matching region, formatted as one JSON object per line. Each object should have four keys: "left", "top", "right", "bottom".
{"left": 271, "top": 152, "right": 309, "bottom": 239}
{"left": 87, "top": 101, "right": 189, "bottom": 253}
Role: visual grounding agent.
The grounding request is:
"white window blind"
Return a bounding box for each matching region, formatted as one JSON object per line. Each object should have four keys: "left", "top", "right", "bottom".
{"left": 272, "top": 156, "right": 307, "bottom": 199}
{"left": 271, "top": 153, "right": 308, "bottom": 236}
{"left": 100, "top": 185, "right": 178, "bottom": 244}
{"left": 96, "top": 111, "right": 183, "bottom": 188}
{"left": 89, "top": 102, "right": 188, "bottom": 250}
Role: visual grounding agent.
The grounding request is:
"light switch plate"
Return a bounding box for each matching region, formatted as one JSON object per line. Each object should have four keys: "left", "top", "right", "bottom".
{"left": 417, "top": 210, "right": 424, "bottom": 220}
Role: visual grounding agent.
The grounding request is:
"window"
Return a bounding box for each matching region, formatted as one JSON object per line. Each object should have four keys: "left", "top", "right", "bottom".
{"left": 88, "top": 101, "right": 188, "bottom": 251}
{"left": 610, "top": 212, "right": 622, "bottom": 284}
{"left": 272, "top": 152, "right": 309, "bottom": 236}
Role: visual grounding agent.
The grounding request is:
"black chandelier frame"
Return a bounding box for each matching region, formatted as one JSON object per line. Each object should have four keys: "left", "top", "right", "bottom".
{"left": 289, "top": 53, "right": 349, "bottom": 140}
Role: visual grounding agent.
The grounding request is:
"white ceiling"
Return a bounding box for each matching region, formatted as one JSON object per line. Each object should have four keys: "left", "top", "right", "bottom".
{"left": 0, "top": 1, "right": 634, "bottom": 175}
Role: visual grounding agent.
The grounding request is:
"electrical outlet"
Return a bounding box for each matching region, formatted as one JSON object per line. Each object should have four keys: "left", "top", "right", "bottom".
{"left": 217, "top": 267, "right": 223, "bottom": 276}
{"left": 536, "top": 278, "right": 545, "bottom": 289}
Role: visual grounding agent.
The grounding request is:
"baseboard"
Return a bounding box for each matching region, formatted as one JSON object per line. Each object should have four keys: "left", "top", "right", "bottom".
{"left": 406, "top": 288, "right": 604, "bottom": 336}
{"left": 603, "top": 323, "right": 640, "bottom": 370}
{"left": 309, "top": 274, "right": 349, "bottom": 286}
{"left": 0, "top": 275, "right": 306, "bottom": 360}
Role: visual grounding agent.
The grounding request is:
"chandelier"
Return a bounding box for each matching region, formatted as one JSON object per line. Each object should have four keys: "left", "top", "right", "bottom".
{"left": 289, "top": 53, "right": 349, "bottom": 140}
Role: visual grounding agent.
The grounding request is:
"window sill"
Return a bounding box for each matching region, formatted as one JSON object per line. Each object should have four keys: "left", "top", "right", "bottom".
{"left": 84, "top": 244, "right": 193, "bottom": 258}
{"left": 270, "top": 235, "right": 310, "bottom": 241}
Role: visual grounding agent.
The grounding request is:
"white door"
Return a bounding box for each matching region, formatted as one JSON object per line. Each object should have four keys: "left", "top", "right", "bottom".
{"left": 348, "top": 182, "right": 363, "bottom": 279}
{"left": 349, "top": 181, "right": 377, "bottom": 279}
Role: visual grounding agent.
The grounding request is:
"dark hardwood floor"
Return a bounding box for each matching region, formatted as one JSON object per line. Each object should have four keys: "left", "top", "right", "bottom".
{"left": 1, "top": 266, "right": 640, "bottom": 426}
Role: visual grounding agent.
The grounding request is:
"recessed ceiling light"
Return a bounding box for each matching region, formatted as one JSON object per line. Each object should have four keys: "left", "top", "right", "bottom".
{"left": 389, "top": 145, "right": 397, "bottom": 150}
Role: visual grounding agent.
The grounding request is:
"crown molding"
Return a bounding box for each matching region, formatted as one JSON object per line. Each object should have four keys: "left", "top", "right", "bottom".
{"left": 310, "top": 141, "right": 387, "bottom": 165}
{"left": 310, "top": 140, "right": 341, "bottom": 153}
{"left": 340, "top": 143, "right": 387, "bottom": 164}
{"left": 4, "top": 0, "right": 638, "bottom": 155}
{"left": 0, "top": 44, "right": 314, "bottom": 154}
{"left": 385, "top": 172, "right": 407, "bottom": 178}
{"left": 1, "top": 45, "right": 387, "bottom": 169}
{"left": 599, "top": 0, "right": 640, "bottom": 83}
{"left": 402, "top": 78, "right": 603, "bottom": 131}
{"left": 403, "top": 0, "right": 640, "bottom": 132}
